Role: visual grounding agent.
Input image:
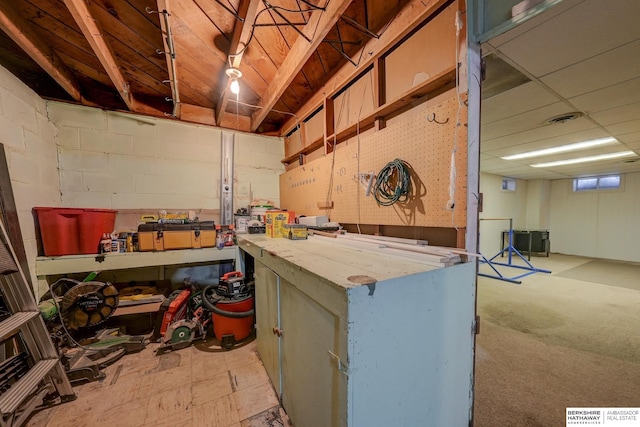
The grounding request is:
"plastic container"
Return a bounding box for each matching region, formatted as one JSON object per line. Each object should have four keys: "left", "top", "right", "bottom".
{"left": 234, "top": 214, "right": 250, "bottom": 234}
{"left": 215, "top": 225, "right": 225, "bottom": 249}
{"left": 212, "top": 295, "right": 254, "bottom": 342}
{"left": 250, "top": 205, "right": 274, "bottom": 224}
{"left": 33, "top": 207, "right": 117, "bottom": 256}
{"left": 78, "top": 209, "right": 118, "bottom": 254}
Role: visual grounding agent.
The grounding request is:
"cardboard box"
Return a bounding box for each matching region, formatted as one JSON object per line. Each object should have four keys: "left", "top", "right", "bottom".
{"left": 265, "top": 211, "right": 295, "bottom": 238}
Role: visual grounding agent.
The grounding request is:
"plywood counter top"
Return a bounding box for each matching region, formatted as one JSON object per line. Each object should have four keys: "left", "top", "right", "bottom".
{"left": 238, "top": 233, "right": 447, "bottom": 291}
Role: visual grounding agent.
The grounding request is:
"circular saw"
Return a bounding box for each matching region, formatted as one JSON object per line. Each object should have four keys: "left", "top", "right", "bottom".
{"left": 59, "top": 280, "right": 119, "bottom": 330}
{"left": 162, "top": 319, "right": 197, "bottom": 350}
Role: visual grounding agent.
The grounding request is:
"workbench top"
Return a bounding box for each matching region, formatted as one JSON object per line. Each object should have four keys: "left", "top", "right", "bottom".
{"left": 238, "top": 233, "right": 450, "bottom": 290}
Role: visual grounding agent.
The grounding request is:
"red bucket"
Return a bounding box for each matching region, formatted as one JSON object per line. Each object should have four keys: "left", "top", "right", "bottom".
{"left": 212, "top": 296, "right": 254, "bottom": 342}
{"left": 33, "top": 207, "right": 117, "bottom": 256}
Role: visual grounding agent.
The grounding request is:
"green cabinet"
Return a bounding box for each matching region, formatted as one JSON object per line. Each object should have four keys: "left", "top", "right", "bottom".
{"left": 254, "top": 260, "right": 346, "bottom": 427}
{"left": 240, "top": 234, "right": 475, "bottom": 427}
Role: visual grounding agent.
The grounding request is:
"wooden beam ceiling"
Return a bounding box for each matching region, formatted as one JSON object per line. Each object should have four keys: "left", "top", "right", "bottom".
{"left": 216, "top": 0, "right": 261, "bottom": 126}
{"left": 63, "top": 0, "right": 135, "bottom": 110}
{"left": 0, "top": 2, "right": 83, "bottom": 102}
{"left": 250, "top": 0, "right": 354, "bottom": 132}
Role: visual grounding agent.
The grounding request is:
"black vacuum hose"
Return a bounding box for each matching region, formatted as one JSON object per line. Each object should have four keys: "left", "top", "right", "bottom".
{"left": 201, "top": 284, "right": 255, "bottom": 318}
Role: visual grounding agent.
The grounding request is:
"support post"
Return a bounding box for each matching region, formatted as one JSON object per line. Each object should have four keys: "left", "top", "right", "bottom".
{"left": 221, "top": 133, "right": 235, "bottom": 225}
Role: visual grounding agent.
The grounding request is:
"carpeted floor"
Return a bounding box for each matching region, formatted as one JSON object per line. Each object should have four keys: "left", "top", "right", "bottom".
{"left": 474, "top": 254, "right": 640, "bottom": 426}
{"left": 556, "top": 259, "right": 640, "bottom": 290}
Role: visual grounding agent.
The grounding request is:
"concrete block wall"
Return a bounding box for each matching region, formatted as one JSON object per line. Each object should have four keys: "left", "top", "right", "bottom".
{"left": 0, "top": 65, "right": 61, "bottom": 288}
{"left": 48, "top": 101, "right": 284, "bottom": 215}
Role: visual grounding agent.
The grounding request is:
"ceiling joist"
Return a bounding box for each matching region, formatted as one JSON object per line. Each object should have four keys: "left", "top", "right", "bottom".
{"left": 63, "top": 0, "right": 135, "bottom": 110}
{"left": 250, "top": 0, "right": 354, "bottom": 132}
{"left": 216, "top": 0, "right": 261, "bottom": 126}
{"left": 0, "top": 2, "right": 83, "bottom": 102}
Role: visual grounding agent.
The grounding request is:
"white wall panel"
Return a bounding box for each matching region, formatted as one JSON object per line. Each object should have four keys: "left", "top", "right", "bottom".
{"left": 479, "top": 172, "right": 528, "bottom": 256}
{"left": 595, "top": 173, "right": 640, "bottom": 261}
{"left": 549, "top": 173, "right": 640, "bottom": 262}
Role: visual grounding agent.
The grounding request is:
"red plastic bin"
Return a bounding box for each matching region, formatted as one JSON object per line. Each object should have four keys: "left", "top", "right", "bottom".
{"left": 33, "top": 207, "right": 117, "bottom": 256}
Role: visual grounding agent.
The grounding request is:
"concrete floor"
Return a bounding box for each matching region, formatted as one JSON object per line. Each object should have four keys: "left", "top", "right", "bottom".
{"left": 26, "top": 253, "right": 640, "bottom": 426}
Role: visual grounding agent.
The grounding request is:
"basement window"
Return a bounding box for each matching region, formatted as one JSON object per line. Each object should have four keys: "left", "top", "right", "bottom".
{"left": 573, "top": 175, "right": 621, "bottom": 191}
{"left": 502, "top": 177, "right": 516, "bottom": 192}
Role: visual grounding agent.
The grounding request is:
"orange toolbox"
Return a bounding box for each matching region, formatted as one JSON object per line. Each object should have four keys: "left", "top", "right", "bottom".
{"left": 137, "top": 221, "right": 216, "bottom": 251}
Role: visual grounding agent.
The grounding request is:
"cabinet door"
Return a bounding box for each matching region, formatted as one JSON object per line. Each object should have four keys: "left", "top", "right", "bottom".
{"left": 254, "top": 262, "right": 281, "bottom": 397}
{"left": 280, "top": 279, "right": 344, "bottom": 427}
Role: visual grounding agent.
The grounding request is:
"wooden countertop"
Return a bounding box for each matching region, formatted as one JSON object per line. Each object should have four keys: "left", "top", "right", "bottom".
{"left": 238, "top": 234, "right": 448, "bottom": 290}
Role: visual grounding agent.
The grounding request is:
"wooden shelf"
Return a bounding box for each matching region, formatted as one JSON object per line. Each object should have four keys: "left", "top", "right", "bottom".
{"left": 281, "top": 136, "right": 324, "bottom": 164}
{"left": 35, "top": 246, "right": 239, "bottom": 276}
{"left": 281, "top": 66, "right": 456, "bottom": 163}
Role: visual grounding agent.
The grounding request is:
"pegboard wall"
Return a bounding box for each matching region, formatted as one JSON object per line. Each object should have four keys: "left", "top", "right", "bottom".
{"left": 280, "top": 94, "right": 468, "bottom": 228}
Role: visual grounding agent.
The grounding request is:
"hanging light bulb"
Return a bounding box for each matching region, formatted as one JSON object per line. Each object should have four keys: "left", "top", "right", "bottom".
{"left": 225, "top": 67, "right": 242, "bottom": 96}
{"left": 230, "top": 78, "right": 240, "bottom": 95}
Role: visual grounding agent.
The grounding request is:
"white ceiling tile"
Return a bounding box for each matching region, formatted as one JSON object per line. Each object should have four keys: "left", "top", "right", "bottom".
{"left": 481, "top": 102, "right": 571, "bottom": 140}
{"left": 482, "top": 117, "right": 595, "bottom": 151}
{"left": 482, "top": 81, "right": 559, "bottom": 124}
{"left": 484, "top": 128, "right": 610, "bottom": 157}
{"left": 480, "top": 1, "right": 639, "bottom": 181}
{"left": 604, "top": 119, "right": 640, "bottom": 135}
{"left": 551, "top": 160, "right": 640, "bottom": 177}
{"left": 540, "top": 40, "right": 640, "bottom": 98}
{"left": 496, "top": 0, "right": 640, "bottom": 77}
{"left": 617, "top": 132, "right": 640, "bottom": 144}
{"left": 486, "top": 0, "right": 586, "bottom": 47}
{"left": 479, "top": 164, "right": 569, "bottom": 179}
{"left": 480, "top": 165, "right": 534, "bottom": 175}
{"left": 626, "top": 140, "right": 640, "bottom": 150}
{"left": 590, "top": 101, "right": 640, "bottom": 126}
{"left": 508, "top": 170, "right": 569, "bottom": 179}
{"left": 569, "top": 78, "right": 640, "bottom": 114}
{"left": 481, "top": 157, "right": 520, "bottom": 170}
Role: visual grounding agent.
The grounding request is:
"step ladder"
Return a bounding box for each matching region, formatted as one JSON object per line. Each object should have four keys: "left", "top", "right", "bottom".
{"left": 0, "top": 220, "right": 75, "bottom": 427}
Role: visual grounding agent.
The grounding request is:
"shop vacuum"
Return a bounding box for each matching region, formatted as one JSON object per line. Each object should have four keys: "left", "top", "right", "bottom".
{"left": 154, "top": 272, "right": 255, "bottom": 352}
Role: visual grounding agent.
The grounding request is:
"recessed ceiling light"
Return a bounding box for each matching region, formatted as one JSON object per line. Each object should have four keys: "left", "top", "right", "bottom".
{"left": 530, "top": 151, "right": 637, "bottom": 168}
{"left": 501, "top": 137, "right": 617, "bottom": 160}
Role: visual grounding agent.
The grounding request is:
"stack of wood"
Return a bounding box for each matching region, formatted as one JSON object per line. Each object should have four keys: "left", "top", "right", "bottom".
{"left": 309, "top": 231, "right": 471, "bottom": 268}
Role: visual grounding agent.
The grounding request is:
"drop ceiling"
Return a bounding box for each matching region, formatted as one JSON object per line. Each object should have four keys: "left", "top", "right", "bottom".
{"left": 481, "top": 0, "right": 640, "bottom": 180}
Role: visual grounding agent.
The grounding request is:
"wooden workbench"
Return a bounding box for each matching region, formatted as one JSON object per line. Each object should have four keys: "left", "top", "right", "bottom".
{"left": 238, "top": 234, "right": 476, "bottom": 427}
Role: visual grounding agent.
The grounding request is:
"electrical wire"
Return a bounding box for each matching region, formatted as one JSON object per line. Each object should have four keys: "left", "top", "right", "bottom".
{"left": 233, "top": 1, "right": 327, "bottom": 57}
{"left": 372, "top": 159, "right": 412, "bottom": 206}
{"left": 227, "top": 98, "right": 299, "bottom": 120}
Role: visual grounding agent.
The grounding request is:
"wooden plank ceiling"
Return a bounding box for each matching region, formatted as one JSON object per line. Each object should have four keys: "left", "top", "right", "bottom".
{"left": 0, "top": 0, "right": 404, "bottom": 134}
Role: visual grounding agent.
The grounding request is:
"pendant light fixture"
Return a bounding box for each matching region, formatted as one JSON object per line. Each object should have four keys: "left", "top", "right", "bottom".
{"left": 226, "top": 67, "right": 242, "bottom": 95}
